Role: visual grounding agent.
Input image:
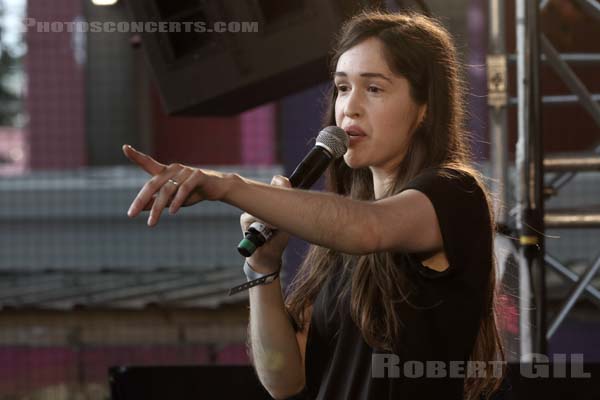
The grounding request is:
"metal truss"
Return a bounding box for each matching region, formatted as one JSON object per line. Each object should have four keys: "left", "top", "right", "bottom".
{"left": 487, "top": 0, "right": 600, "bottom": 359}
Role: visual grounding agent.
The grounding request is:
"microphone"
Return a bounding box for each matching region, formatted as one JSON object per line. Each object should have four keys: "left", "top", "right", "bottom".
{"left": 237, "top": 126, "right": 349, "bottom": 257}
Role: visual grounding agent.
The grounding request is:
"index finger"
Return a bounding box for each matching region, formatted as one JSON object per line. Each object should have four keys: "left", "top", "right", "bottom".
{"left": 122, "top": 144, "right": 165, "bottom": 176}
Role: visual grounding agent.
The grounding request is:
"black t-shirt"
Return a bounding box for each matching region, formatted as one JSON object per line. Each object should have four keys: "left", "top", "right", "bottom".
{"left": 295, "top": 167, "right": 493, "bottom": 399}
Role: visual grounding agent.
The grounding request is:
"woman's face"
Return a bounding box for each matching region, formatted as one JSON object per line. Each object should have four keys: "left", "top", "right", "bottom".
{"left": 334, "top": 37, "right": 426, "bottom": 174}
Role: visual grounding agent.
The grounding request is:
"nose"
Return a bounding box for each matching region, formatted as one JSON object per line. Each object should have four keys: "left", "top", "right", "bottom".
{"left": 343, "top": 88, "right": 363, "bottom": 119}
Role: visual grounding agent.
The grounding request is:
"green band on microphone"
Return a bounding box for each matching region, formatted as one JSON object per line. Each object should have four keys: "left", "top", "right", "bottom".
{"left": 237, "top": 238, "right": 257, "bottom": 257}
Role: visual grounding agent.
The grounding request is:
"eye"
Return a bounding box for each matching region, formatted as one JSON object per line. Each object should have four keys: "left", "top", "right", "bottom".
{"left": 368, "top": 86, "right": 382, "bottom": 93}
{"left": 336, "top": 84, "right": 349, "bottom": 92}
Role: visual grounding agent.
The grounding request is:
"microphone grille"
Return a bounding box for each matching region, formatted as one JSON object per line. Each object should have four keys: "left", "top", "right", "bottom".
{"left": 316, "top": 126, "right": 349, "bottom": 159}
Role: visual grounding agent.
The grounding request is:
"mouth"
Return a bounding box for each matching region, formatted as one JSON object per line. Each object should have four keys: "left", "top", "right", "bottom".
{"left": 343, "top": 127, "right": 367, "bottom": 137}
{"left": 346, "top": 132, "right": 367, "bottom": 146}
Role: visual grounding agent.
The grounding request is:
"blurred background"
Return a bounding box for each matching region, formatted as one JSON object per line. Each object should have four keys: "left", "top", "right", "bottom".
{"left": 0, "top": 0, "right": 598, "bottom": 399}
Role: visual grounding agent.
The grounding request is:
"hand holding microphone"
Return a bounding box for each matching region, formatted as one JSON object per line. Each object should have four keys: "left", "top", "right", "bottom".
{"left": 237, "top": 126, "right": 348, "bottom": 257}
{"left": 238, "top": 175, "right": 292, "bottom": 275}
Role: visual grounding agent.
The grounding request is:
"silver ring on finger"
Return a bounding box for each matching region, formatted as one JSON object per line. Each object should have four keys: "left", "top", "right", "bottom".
{"left": 167, "top": 178, "right": 179, "bottom": 186}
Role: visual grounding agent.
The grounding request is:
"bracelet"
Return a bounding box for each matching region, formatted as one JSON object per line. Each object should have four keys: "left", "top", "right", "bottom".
{"left": 228, "top": 260, "right": 280, "bottom": 295}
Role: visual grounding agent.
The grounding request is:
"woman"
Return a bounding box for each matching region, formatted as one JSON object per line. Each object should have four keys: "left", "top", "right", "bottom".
{"left": 123, "top": 10, "right": 505, "bottom": 400}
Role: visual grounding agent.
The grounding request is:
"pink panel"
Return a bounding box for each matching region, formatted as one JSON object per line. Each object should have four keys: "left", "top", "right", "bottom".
{"left": 216, "top": 343, "right": 250, "bottom": 365}
{"left": 25, "top": 0, "right": 86, "bottom": 169}
{"left": 152, "top": 87, "right": 242, "bottom": 165}
{"left": 239, "top": 103, "right": 277, "bottom": 165}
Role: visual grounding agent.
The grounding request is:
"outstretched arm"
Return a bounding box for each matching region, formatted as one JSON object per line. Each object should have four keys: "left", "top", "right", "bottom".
{"left": 123, "top": 145, "right": 442, "bottom": 256}
{"left": 224, "top": 173, "right": 377, "bottom": 255}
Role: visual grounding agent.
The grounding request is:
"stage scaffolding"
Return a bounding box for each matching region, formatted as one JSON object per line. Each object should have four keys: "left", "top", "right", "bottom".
{"left": 487, "top": 0, "right": 600, "bottom": 359}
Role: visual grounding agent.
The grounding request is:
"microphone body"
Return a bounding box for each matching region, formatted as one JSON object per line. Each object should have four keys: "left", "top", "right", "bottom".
{"left": 289, "top": 144, "right": 333, "bottom": 189}
{"left": 237, "top": 126, "right": 348, "bottom": 257}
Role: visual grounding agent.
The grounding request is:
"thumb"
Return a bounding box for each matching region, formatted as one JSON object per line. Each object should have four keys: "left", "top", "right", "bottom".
{"left": 271, "top": 175, "right": 291, "bottom": 188}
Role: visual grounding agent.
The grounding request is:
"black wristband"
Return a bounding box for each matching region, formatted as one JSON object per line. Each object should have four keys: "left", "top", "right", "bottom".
{"left": 228, "top": 261, "right": 280, "bottom": 295}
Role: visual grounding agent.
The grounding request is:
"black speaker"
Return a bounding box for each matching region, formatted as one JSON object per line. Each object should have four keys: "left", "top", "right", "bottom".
{"left": 109, "top": 365, "right": 271, "bottom": 399}
{"left": 109, "top": 363, "right": 600, "bottom": 399}
{"left": 125, "top": 0, "right": 380, "bottom": 116}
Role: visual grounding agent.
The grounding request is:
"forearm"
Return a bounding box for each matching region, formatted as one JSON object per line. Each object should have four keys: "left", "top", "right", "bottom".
{"left": 223, "top": 174, "right": 375, "bottom": 255}
{"left": 249, "top": 275, "right": 305, "bottom": 398}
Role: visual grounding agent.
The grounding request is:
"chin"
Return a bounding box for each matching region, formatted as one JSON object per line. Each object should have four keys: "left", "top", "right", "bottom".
{"left": 343, "top": 154, "right": 367, "bottom": 169}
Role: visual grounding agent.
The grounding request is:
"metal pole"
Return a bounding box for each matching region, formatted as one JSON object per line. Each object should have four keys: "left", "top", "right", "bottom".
{"left": 508, "top": 53, "right": 600, "bottom": 64}
{"left": 573, "top": 0, "right": 600, "bottom": 22}
{"left": 509, "top": 94, "right": 600, "bottom": 105}
{"left": 487, "top": 0, "right": 509, "bottom": 225}
{"left": 543, "top": 154, "right": 600, "bottom": 172}
{"left": 547, "top": 255, "right": 600, "bottom": 339}
{"left": 516, "top": 0, "right": 547, "bottom": 355}
{"left": 541, "top": 35, "right": 600, "bottom": 129}
{"left": 544, "top": 211, "right": 600, "bottom": 228}
{"left": 546, "top": 254, "right": 600, "bottom": 308}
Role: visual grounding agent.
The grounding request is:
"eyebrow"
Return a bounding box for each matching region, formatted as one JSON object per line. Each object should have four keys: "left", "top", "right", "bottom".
{"left": 334, "top": 71, "right": 392, "bottom": 83}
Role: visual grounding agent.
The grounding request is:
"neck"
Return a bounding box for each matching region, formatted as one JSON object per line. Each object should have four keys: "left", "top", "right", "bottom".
{"left": 370, "top": 167, "right": 395, "bottom": 200}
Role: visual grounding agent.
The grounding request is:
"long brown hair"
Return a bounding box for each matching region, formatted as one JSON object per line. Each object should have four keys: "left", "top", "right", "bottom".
{"left": 284, "top": 10, "right": 506, "bottom": 399}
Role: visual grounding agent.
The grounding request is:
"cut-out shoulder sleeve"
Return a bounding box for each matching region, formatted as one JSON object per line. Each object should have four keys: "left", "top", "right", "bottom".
{"left": 400, "top": 167, "right": 492, "bottom": 278}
